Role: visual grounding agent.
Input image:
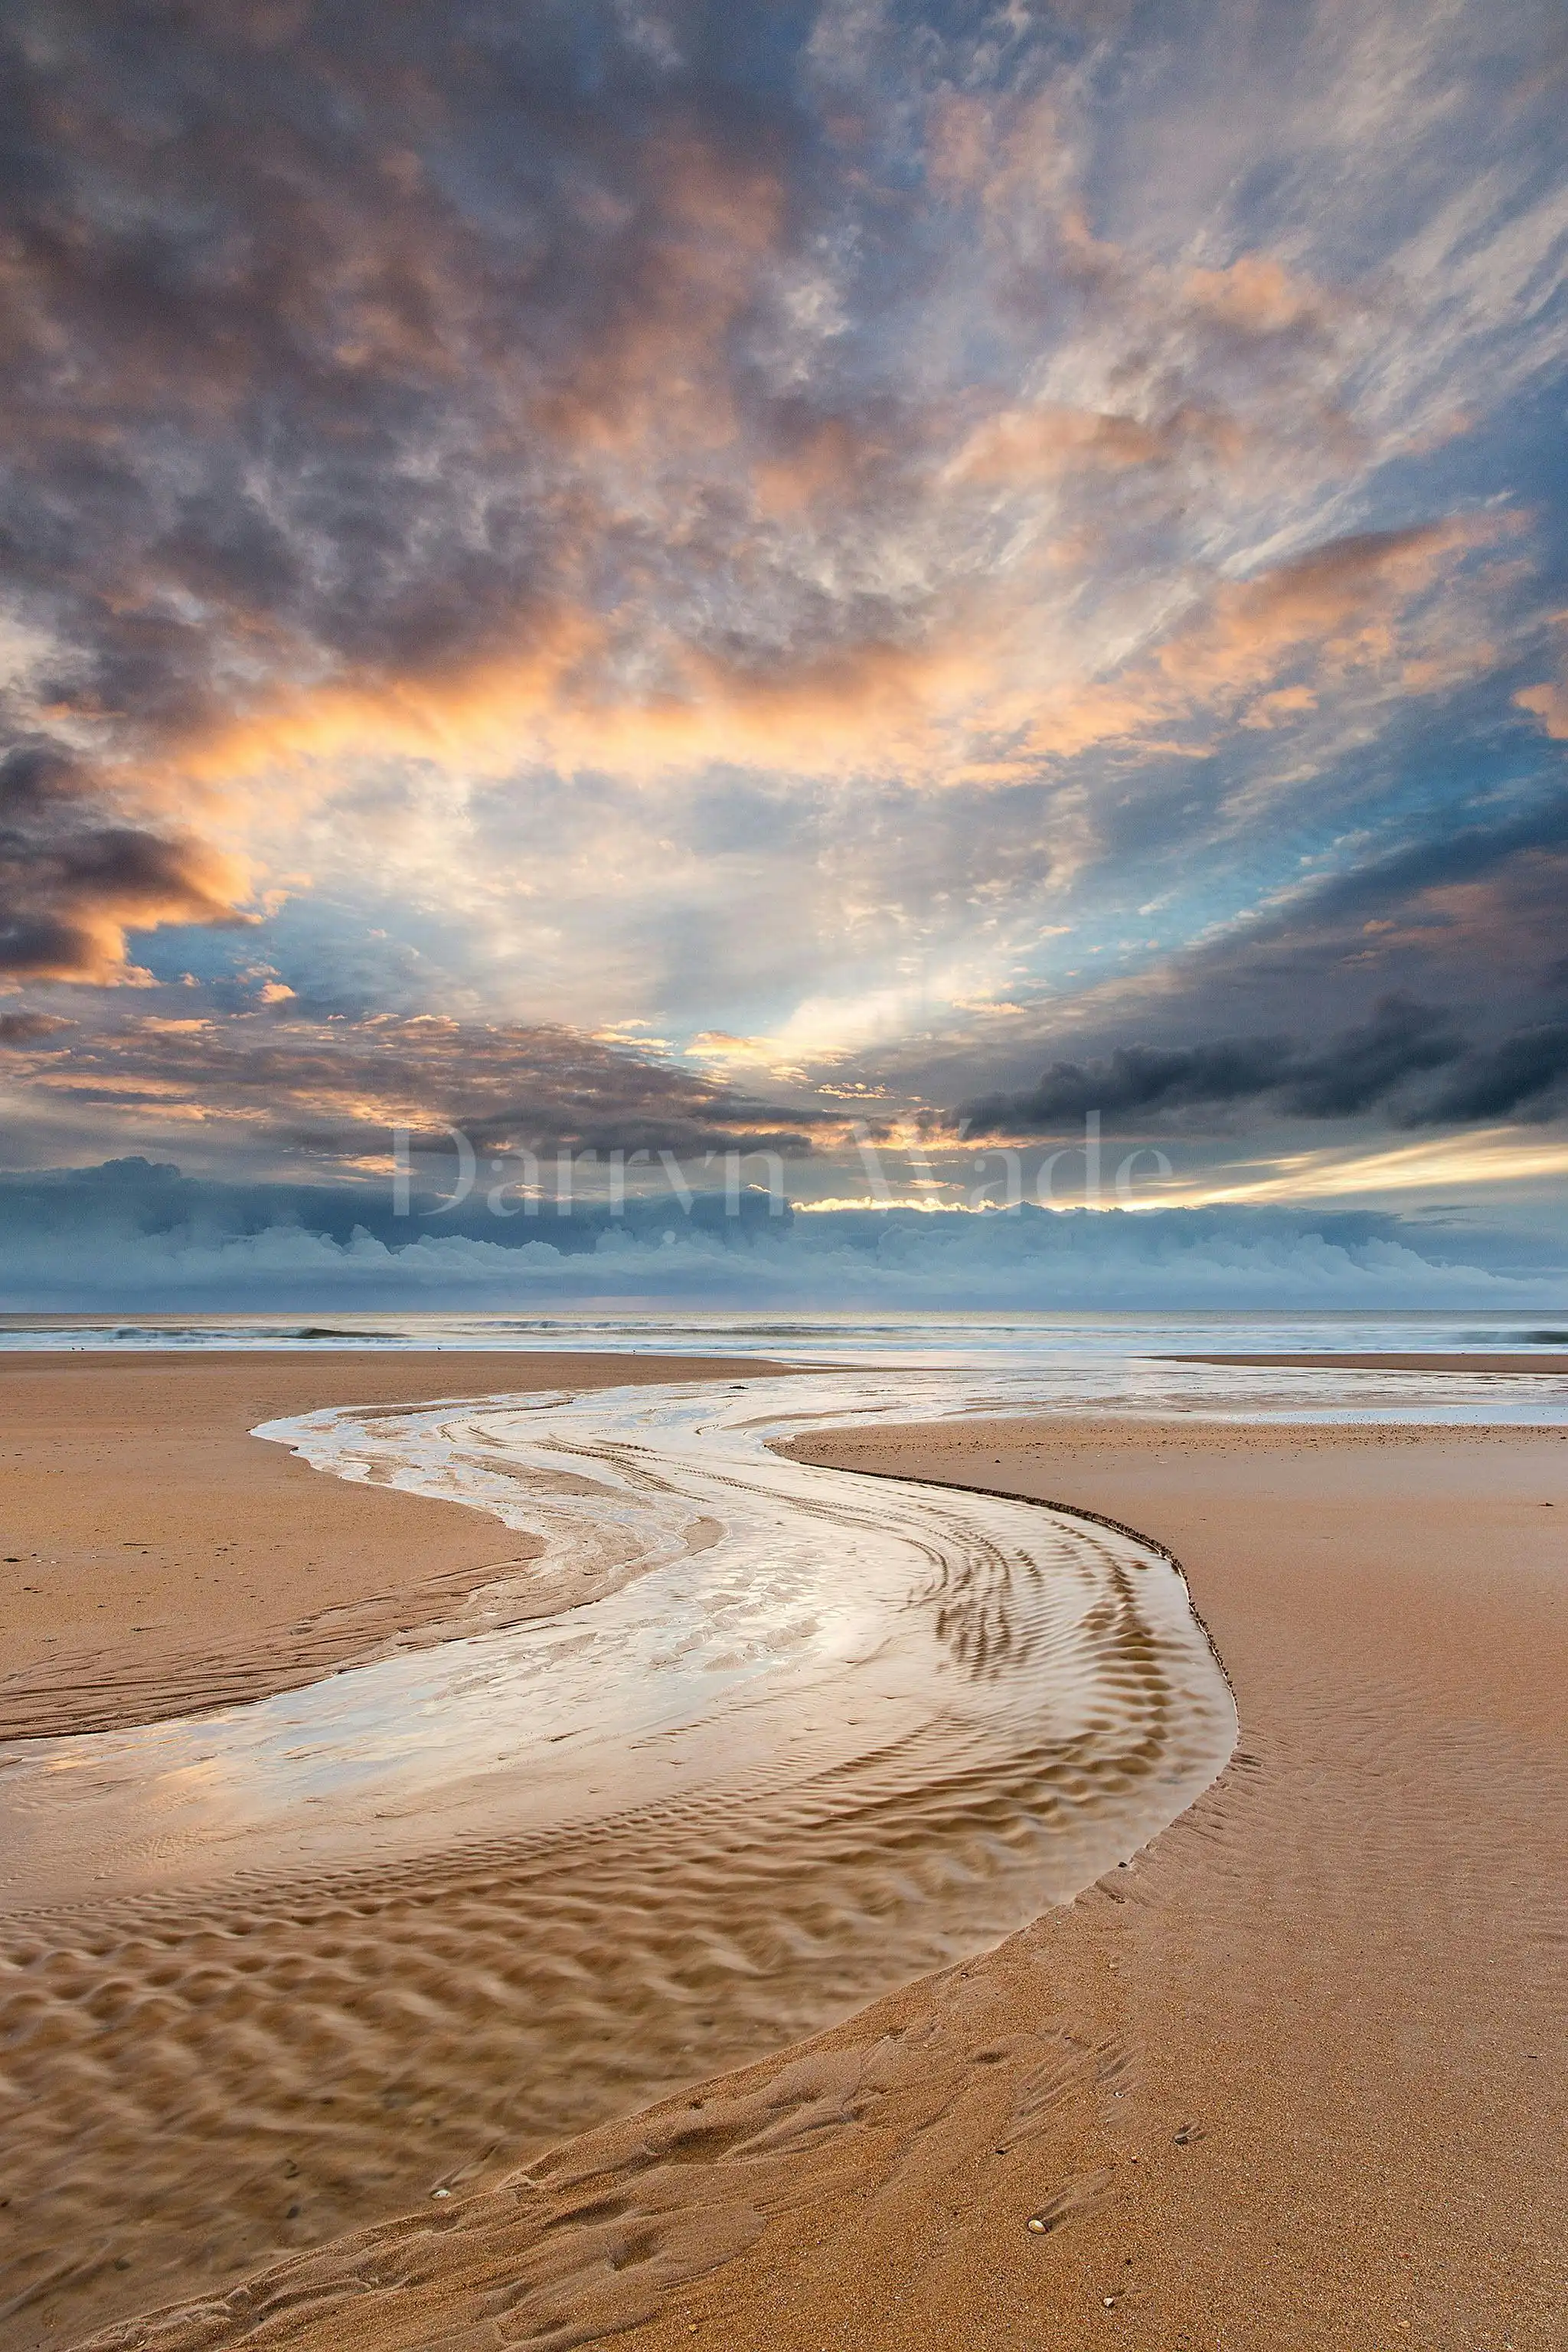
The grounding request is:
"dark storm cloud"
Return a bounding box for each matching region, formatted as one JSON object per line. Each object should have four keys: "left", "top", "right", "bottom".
{"left": 1261, "top": 794, "right": 1568, "bottom": 940}
{"left": 881, "top": 766, "right": 1568, "bottom": 1136}
{"left": 1419, "top": 1024, "right": 1568, "bottom": 1124}
{"left": 1282, "top": 997, "right": 1465, "bottom": 1118}
{"left": 0, "top": 736, "right": 253, "bottom": 978}
{"left": 956, "top": 959, "right": 1568, "bottom": 1135}
{"left": 957, "top": 995, "right": 1472, "bottom": 1133}
{"left": 1130, "top": 793, "right": 1568, "bottom": 1062}
{"left": 962, "top": 1035, "right": 1292, "bottom": 1126}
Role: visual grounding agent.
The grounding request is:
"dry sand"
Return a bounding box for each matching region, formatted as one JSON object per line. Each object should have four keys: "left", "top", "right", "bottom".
{"left": 2, "top": 1366, "right": 1564, "bottom": 2351}
{"left": 0, "top": 1351, "right": 790, "bottom": 1740}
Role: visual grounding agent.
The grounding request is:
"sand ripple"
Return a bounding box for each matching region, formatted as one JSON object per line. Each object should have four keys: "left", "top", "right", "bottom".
{"left": 0, "top": 1374, "right": 1233, "bottom": 2345}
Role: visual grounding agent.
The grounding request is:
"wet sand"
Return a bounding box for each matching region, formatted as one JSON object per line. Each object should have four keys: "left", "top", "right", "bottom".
{"left": 1164, "top": 1350, "right": 1568, "bottom": 1374}
{"left": 2, "top": 1367, "right": 1232, "bottom": 2346}
{"left": 4, "top": 1376, "right": 1566, "bottom": 2351}
{"left": 0, "top": 1351, "right": 792, "bottom": 1740}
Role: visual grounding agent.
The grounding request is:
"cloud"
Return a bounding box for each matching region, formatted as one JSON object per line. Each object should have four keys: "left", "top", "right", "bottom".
{"left": 956, "top": 995, "right": 1481, "bottom": 1133}
{"left": 881, "top": 785, "right": 1568, "bottom": 1124}
{"left": 1183, "top": 1126, "right": 1568, "bottom": 1207}
{"left": 1021, "top": 520, "right": 1511, "bottom": 763}
{"left": 0, "top": 818, "right": 254, "bottom": 985}
{"left": 0, "top": 1161, "right": 1560, "bottom": 1312}
{"left": 0, "top": 1002, "right": 828, "bottom": 1168}
{"left": 2, "top": 8, "right": 1558, "bottom": 808}
{"left": 949, "top": 977, "right": 1568, "bottom": 1140}
{"left": 1515, "top": 617, "right": 1568, "bottom": 737}
{"left": 1517, "top": 677, "right": 1568, "bottom": 737}
{"left": 0, "top": 0, "right": 1563, "bottom": 1243}
{"left": 0, "top": 1010, "right": 71, "bottom": 1044}
{"left": 1419, "top": 1024, "right": 1568, "bottom": 1124}
{"left": 961, "top": 1035, "right": 1295, "bottom": 1129}
{"left": 0, "top": 737, "right": 256, "bottom": 982}
{"left": 1181, "top": 253, "right": 1330, "bottom": 337}
{"left": 945, "top": 403, "right": 1179, "bottom": 486}
{"left": 0, "top": 4, "right": 833, "bottom": 973}
{"left": 1284, "top": 996, "right": 1465, "bottom": 1117}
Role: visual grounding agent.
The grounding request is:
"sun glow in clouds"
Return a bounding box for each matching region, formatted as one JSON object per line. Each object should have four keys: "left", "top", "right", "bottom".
{"left": 1158, "top": 1129, "right": 1568, "bottom": 1208}
{"left": 0, "top": 0, "right": 1563, "bottom": 1282}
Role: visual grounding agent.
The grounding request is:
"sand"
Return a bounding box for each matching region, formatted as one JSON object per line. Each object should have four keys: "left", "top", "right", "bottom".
{"left": 1163, "top": 1351, "right": 1568, "bottom": 1374}
{"left": 0, "top": 1351, "right": 792, "bottom": 1740}
{"left": 3, "top": 1361, "right": 1233, "bottom": 2345}
{"left": 3, "top": 1367, "right": 1565, "bottom": 2351}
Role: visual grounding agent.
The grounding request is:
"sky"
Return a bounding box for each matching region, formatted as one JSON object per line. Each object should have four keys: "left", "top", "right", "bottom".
{"left": 2, "top": 1, "right": 1566, "bottom": 1303}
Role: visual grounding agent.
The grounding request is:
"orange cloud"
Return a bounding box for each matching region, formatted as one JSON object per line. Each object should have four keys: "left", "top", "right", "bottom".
{"left": 1516, "top": 678, "right": 1568, "bottom": 737}
{"left": 753, "top": 419, "right": 879, "bottom": 517}
{"left": 1514, "top": 617, "right": 1568, "bottom": 737}
{"left": 946, "top": 403, "right": 1168, "bottom": 484}
{"left": 170, "top": 607, "right": 602, "bottom": 790}
{"left": 1242, "top": 684, "right": 1319, "bottom": 728}
{"left": 0, "top": 830, "right": 254, "bottom": 987}
{"left": 4, "top": 1006, "right": 825, "bottom": 1159}
{"left": 1183, "top": 253, "right": 1328, "bottom": 336}
{"left": 139, "top": 514, "right": 1517, "bottom": 829}
{"left": 1025, "top": 517, "right": 1509, "bottom": 760}
{"left": 162, "top": 600, "right": 1007, "bottom": 800}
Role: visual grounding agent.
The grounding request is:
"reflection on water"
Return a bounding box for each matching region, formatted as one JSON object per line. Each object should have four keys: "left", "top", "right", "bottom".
{"left": 0, "top": 1365, "right": 1241, "bottom": 2340}
{"left": 2, "top": 1368, "right": 1243, "bottom": 1905}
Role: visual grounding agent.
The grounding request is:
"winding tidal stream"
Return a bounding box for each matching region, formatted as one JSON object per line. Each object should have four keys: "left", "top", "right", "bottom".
{"left": 1, "top": 1370, "right": 1234, "bottom": 2340}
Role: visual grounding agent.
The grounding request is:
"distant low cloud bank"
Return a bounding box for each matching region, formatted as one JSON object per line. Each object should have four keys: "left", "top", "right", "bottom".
{"left": 1, "top": 1161, "right": 1560, "bottom": 1314}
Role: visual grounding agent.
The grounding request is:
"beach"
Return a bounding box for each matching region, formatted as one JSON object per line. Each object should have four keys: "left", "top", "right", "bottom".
{"left": 0, "top": 1351, "right": 795, "bottom": 1741}
{"left": 2, "top": 1359, "right": 1564, "bottom": 2350}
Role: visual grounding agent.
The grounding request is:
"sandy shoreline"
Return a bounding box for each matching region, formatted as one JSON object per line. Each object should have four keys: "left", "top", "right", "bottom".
{"left": 1163, "top": 1350, "right": 1568, "bottom": 1374}
{"left": 0, "top": 1351, "right": 792, "bottom": 1740}
{"left": 2, "top": 1364, "right": 1564, "bottom": 2350}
